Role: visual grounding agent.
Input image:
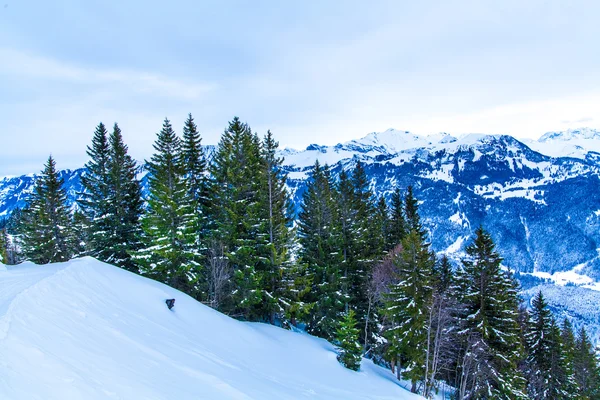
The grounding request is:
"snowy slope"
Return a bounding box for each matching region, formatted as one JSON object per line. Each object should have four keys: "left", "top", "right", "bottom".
{"left": 0, "top": 258, "right": 420, "bottom": 400}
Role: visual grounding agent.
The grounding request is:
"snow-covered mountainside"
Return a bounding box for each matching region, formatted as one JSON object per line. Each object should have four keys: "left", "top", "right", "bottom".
{"left": 0, "top": 258, "right": 420, "bottom": 400}
{"left": 3, "top": 127, "right": 600, "bottom": 341}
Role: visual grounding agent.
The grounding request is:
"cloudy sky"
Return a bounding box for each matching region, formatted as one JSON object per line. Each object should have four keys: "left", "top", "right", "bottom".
{"left": 1, "top": 0, "right": 600, "bottom": 175}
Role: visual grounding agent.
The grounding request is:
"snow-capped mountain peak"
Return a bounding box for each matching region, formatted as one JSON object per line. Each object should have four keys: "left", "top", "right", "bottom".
{"left": 525, "top": 127, "right": 600, "bottom": 159}
{"left": 539, "top": 127, "right": 600, "bottom": 143}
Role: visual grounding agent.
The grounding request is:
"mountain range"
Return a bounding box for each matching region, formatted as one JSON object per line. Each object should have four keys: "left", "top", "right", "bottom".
{"left": 3, "top": 127, "right": 600, "bottom": 340}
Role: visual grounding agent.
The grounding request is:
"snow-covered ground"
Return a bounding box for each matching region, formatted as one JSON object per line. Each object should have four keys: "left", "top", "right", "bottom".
{"left": 0, "top": 258, "right": 421, "bottom": 400}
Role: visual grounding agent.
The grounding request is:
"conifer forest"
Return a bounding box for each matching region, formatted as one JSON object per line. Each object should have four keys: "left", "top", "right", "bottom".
{"left": 4, "top": 114, "right": 600, "bottom": 399}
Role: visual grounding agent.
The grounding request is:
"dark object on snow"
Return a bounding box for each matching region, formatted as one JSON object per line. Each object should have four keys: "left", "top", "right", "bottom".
{"left": 166, "top": 298, "right": 175, "bottom": 310}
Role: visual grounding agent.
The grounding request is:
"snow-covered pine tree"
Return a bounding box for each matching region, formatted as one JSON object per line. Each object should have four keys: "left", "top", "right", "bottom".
{"left": 573, "top": 326, "right": 600, "bottom": 398}
{"left": 372, "top": 196, "right": 389, "bottom": 257}
{"left": 404, "top": 185, "right": 426, "bottom": 240}
{"left": 423, "top": 254, "right": 458, "bottom": 398}
{"left": 107, "top": 123, "right": 144, "bottom": 271}
{"left": 133, "top": 118, "right": 200, "bottom": 293}
{"left": 336, "top": 169, "right": 357, "bottom": 308}
{"left": 79, "top": 123, "right": 143, "bottom": 271}
{"left": 454, "top": 227, "right": 526, "bottom": 400}
{"left": 18, "top": 156, "right": 75, "bottom": 264}
{"left": 256, "top": 130, "right": 295, "bottom": 323}
{"left": 386, "top": 187, "right": 407, "bottom": 250}
{"left": 383, "top": 230, "right": 435, "bottom": 393}
{"left": 525, "top": 291, "right": 575, "bottom": 398}
{"left": 207, "top": 117, "right": 265, "bottom": 318}
{"left": 336, "top": 309, "right": 362, "bottom": 371}
{"left": 181, "top": 113, "right": 207, "bottom": 247}
{"left": 79, "top": 122, "right": 111, "bottom": 260}
{"left": 0, "top": 228, "right": 8, "bottom": 263}
{"left": 349, "top": 162, "right": 378, "bottom": 318}
{"left": 297, "top": 161, "right": 345, "bottom": 340}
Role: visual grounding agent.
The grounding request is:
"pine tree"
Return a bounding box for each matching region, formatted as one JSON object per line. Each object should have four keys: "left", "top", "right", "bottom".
{"left": 433, "top": 254, "right": 453, "bottom": 293}
{"left": 404, "top": 185, "right": 426, "bottom": 240}
{"left": 297, "top": 161, "right": 345, "bottom": 339}
{"left": 207, "top": 117, "right": 265, "bottom": 318}
{"left": 336, "top": 309, "right": 362, "bottom": 371}
{"left": 525, "top": 291, "right": 575, "bottom": 399}
{"left": 372, "top": 196, "right": 389, "bottom": 256}
{"left": 383, "top": 230, "right": 435, "bottom": 393}
{"left": 256, "top": 130, "right": 295, "bottom": 323}
{"left": 181, "top": 113, "right": 208, "bottom": 248}
{"left": 79, "top": 122, "right": 143, "bottom": 271}
{"left": 107, "top": 123, "right": 144, "bottom": 271}
{"left": 79, "top": 122, "right": 111, "bottom": 259}
{"left": 454, "top": 227, "right": 526, "bottom": 399}
{"left": 18, "top": 156, "right": 75, "bottom": 264}
{"left": 573, "top": 326, "right": 600, "bottom": 399}
{"left": 387, "top": 187, "right": 407, "bottom": 250}
{"left": 134, "top": 118, "right": 200, "bottom": 292}
{"left": 0, "top": 228, "right": 8, "bottom": 264}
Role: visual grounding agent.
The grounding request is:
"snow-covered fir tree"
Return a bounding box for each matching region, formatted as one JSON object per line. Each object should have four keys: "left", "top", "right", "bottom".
{"left": 383, "top": 229, "right": 435, "bottom": 393}
{"left": 573, "top": 326, "right": 600, "bottom": 398}
{"left": 454, "top": 227, "right": 526, "bottom": 400}
{"left": 18, "top": 156, "right": 75, "bottom": 264}
{"left": 297, "top": 161, "right": 345, "bottom": 340}
{"left": 79, "top": 122, "right": 143, "bottom": 271}
{"left": 206, "top": 117, "right": 266, "bottom": 319}
{"left": 181, "top": 113, "right": 208, "bottom": 249}
{"left": 256, "top": 130, "right": 295, "bottom": 323}
{"left": 386, "top": 187, "right": 407, "bottom": 250}
{"left": 336, "top": 309, "right": 362, "bottom": 371}
{"left": 134, "top": 118, "right": 200, "bottom": 293}
{"left": 525, "top": 291, "right": 575, "bottom": 398}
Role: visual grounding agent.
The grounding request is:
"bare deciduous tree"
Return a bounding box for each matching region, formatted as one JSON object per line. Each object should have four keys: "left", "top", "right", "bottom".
{"left": 206, "top": 240, "right": 231, "bottom": 310}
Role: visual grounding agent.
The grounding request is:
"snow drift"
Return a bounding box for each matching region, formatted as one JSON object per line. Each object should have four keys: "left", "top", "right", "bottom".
{"left": 0, "top": 257, "right": 419, "bottom": 400}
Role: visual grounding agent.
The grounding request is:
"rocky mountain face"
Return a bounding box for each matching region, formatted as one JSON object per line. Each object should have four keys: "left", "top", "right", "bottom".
{"left": 3, "top": 127, "right": 600, "bottom": 338}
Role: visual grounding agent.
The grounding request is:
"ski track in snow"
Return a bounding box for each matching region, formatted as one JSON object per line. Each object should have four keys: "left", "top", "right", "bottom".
{"left": 0, "top": 257, "right": 421, "bottom": 400}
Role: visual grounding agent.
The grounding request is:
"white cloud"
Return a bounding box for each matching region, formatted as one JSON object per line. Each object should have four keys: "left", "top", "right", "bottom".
{"left": 0, "top": 48, "right": 216, "bottom": 100}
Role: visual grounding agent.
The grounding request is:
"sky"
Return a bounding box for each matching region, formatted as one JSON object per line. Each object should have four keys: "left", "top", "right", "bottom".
{"left": 1, "top": 0, "right": 600, "bottom": 176}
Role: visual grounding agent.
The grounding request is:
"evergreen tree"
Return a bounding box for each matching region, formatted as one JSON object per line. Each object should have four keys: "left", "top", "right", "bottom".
{"left": 454, "top": 227, "right": 526, "bottom": 399}
{"left": 79, "top": 122, "right": 143, "bottom": 271}
{"left": 433, "top": 254, "right": 453, "bottom": 293}
{"left": 18, "top": 156, "right": 75, "bottom": 264}
{"left": 79, "top": 122, "right": 111, "bottom": 259}
{"left": 256, "top": 130, "right": 295, "bottom": 323}
{"left": 107, "top": 123, "right": 144, "bottom": 271}
{"left": 383, "top": 230, "right": 435, "bottom": 393}
{"left": 404, "top": 185, "right": 426, "bottom": 240}
{"left": 372, "top": 196, "right": 389, "bottom": 257}
{"left": 181, "top": 113, "right": 208, "bottom": 248}
{"left": 387, "top": 187, "right": 407, "bottom": 250}
{"left": 0, "top": 228, "right": 8, "bottom": 263}
{"left": 297, "top": 161, "right": 344, "bottom": 339}
{"left": 207, "top": 117, "right": 265, "bottom": 318}
{"left": 336, "top": 309, "right": 362, "bottom": 371}
{"left": 573, "top": 326, "right": 600, "bottom": 399}
{"left": 525, "top": 291, "right": 575, "bottom": 399}
{"left": 134, "top": 118, "right": 200, "bottom": 292}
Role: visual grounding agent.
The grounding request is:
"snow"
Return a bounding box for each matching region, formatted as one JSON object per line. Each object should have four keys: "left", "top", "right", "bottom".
{"left": 525, "top": 127, "right": 600, "bottom": 159}
{"left": 527, "top": 263, "right": 600, "bottom": 291}
{"left": 0, "top": 257, "right": 421, "bottom": 400}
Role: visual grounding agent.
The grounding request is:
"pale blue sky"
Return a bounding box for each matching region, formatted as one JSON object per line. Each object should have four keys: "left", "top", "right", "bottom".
{"left": 1, "top": 0, "right": 600, "bottom": 175}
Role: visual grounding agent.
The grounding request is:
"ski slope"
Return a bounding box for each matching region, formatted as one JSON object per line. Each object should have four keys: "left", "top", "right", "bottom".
{"left": 0, "top": 258, "right": 420, "bottom": 400}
